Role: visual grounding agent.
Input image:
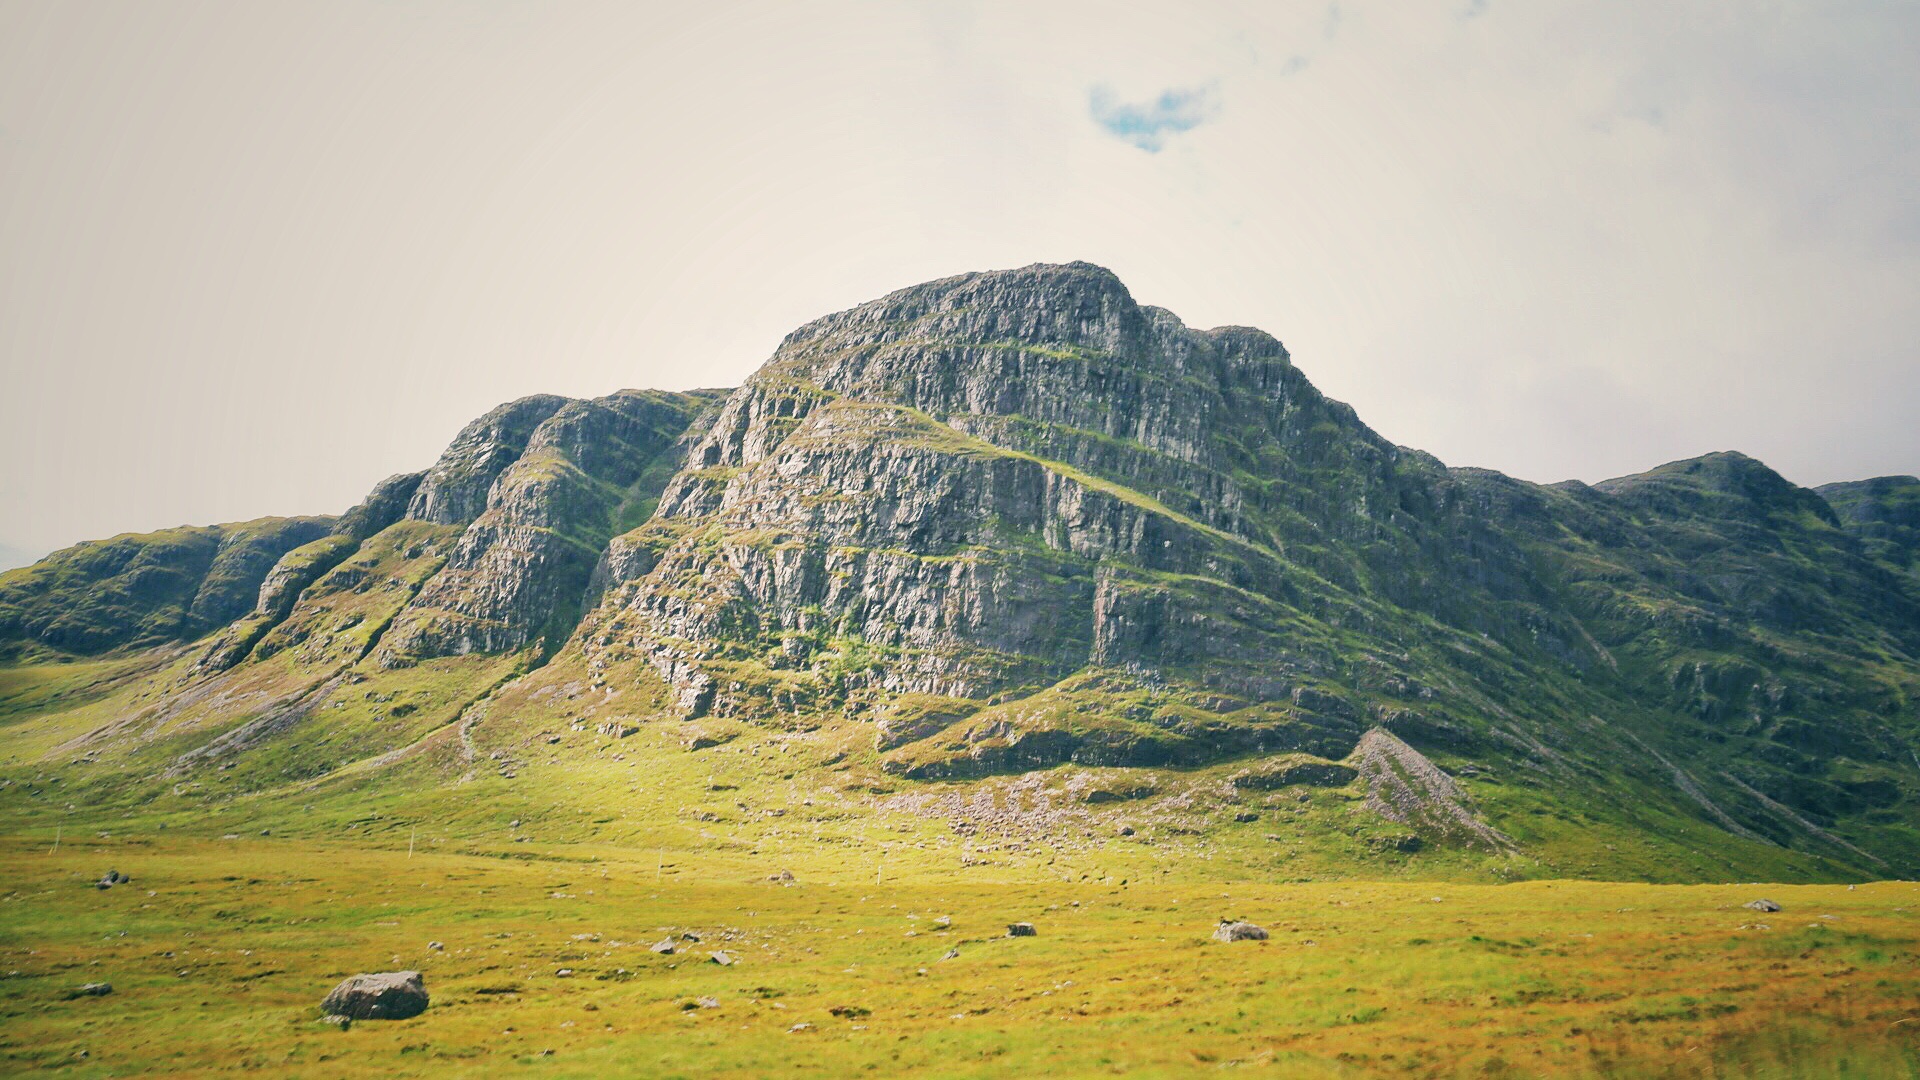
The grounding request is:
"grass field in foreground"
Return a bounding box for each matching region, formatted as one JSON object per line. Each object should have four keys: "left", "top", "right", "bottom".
{"left": 1, "top": 836, "right": 1917, "bottom": 1078}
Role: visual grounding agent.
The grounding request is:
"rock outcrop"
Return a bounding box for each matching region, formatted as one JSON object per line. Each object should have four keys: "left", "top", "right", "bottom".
{"left": 378, "top": 389, "right": 718, "bottom": 662}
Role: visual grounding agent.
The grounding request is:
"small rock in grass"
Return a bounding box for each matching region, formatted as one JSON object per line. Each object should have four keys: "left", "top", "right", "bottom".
{"left": 941, "top": 947, "right": 959, "bottom": 961}
{"left": 318, "top": 1014, "right": 351, "bottom": 1031}
{"left": 697, "top": 996, "right": 720, "bottom": 1009}
{"left": 709, "top": 951, "right": 737, "bottom": 966}
{"left": 830, "top": 1005, "right": 870, "bottom": 1018}
{"left": 555, "top": 968, "right": 574, "bottom": 977}
{"left": 788, "top": 1022, "right": 813, "bottom": 1033}
{"left": 1744, "top": 899, "right": 1782, "bottom": 913}
{"left": 649, "top": 939, "right": 676, "bottom": 955}
{"left": 320, "top": 971, "right": 428, "bottom": 1020}
{"left": 769, "top": 869, "right": 795, "bottom": 883}
{"left": 94, "top": 870, "right": 127, "bottom": 890}
{"left": 65, "top": 982, "right": 113, "bottom": 999}
{"left": 680, "top": 931, "right": 702, "bottom": 943}
{"left": 426, "top": 941, "right": 444, "bottom": 952}
{"left": 1213, "top": 920, "right": 1269, "bottom": 942}
{"left": 1007, "top": 923, "right": 1036, "bottom": 937}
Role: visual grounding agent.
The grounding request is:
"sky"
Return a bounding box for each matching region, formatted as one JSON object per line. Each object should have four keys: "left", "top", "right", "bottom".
{"left": 2, "top": 1, "right": 1917, "bottom": 569}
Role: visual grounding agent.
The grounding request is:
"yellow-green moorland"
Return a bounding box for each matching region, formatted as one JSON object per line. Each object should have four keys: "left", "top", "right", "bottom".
{"left": 2, "top": 834, "right": 1916, "bottom": 1078}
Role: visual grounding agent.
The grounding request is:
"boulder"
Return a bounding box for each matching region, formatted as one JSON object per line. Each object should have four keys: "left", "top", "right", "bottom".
{"left": 709, "top": 951, "right": 737, "bottom": 966}
{"left": 649, "top": 939, "right": 676, "bottom": 955}
{"left": 320, "top": 971, "right": 429, "bottom": 1020}
{"left": 94, "top": 870, "right": 128, "bottom": 890}
{"left": 65, "top": 982, "right": 113, "bottom": 999}
{"left": 1007, "top": 923, "right": 1037, "bottom": 937}
{"left": 1213, "top": 920, "right": 1269, "bottom": 942}
{"left": 1744, "top": 898, "right": 1782, "bottom": 912}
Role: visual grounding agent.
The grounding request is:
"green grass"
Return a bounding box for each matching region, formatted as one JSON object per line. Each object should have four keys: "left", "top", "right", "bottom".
{"left": 2, "top": 835, "right": 1917, "bottom": 1077}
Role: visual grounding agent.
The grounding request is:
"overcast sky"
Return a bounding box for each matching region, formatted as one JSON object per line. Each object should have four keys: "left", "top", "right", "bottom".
{"left": 2, "top": 1, "right": 1916, "bottom": 569}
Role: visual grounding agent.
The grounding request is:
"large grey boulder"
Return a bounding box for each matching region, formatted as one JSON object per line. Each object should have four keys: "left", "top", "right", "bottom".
{"left": 320, "top": 971, "right": 428, "bottom": 1020}
{"left": 1213, "top": 920, "right": 1269, "bottom": 942}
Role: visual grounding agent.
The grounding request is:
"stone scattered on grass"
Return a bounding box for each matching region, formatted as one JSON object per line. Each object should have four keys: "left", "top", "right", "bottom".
{"left": 649, "top": 939, "right": 676, "bottom": 955}
{"left": 709, "top": 951, "right": 737, "bottom": 966}
{"left": 318, "top": 1014, "right": 351, "bottom": 1031}
{"left": 788, "top": 1022, "right": 814, "bottom": 1033}
{"left": 769, "top": 869, "right": 795, "bottom": 884}
{"left": 1213, "top": 920, "right": 1269, "bottom": 942}
{"left": 65, "top": 982, "right": 112, "bottom": 999}
{"left": 427, "top": 941, "right": 444, "bottom": 951}
{"left": 94, "top": 870, "right": 127, "bottom": 890}
{"left": 1007, "top": 923, "right": 1037, "bottom": 937}
{"left": 1744, "top": 899, "right": 1782, "bottom": 913}
{"left": 320, "top": 971, "right": 429, "bottom": 1020}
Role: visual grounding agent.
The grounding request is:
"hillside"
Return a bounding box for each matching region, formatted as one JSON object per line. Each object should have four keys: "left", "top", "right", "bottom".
{"left": 1, "top": 262, "right": 1917, "bottom": 884}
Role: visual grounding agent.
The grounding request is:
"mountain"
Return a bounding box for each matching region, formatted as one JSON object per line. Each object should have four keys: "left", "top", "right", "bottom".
{"left": 2, "top": 263, "right": 1916, "bottom": 883}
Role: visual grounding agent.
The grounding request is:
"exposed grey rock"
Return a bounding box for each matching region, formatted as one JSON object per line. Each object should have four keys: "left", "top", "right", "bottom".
{"left": 1351, "top": 728, "right": 1511, "bottom": 851}
{"left": 708, "top": 951, "right": 737, "bottom": 966}
{"left": 94, "top": 870, "right": 126, "bottom": 890}
{"left": 1744, "top": 898, "right": 1782, "bottom": 912}
{"left": 320, "top": 971, "right": 428, "bottom": 1020}
{"left": 1213, "top": 921, "right": 1269, "bottom": 942}
{"left": 1007, "top": 922, "right": 1037, "bottom": 937}
{"left": 406, "top": 396, "right": 572, "bottom": 526}
{"left": 65, "top": 982, "right": 113, "bottom": 998}
{"left": 649, "top": 939, "right": 675, "bottom": 955}
{"left": 577, "top": 263, "right": 1417, "bottom": 770}
{"left": 381, "top": 391, "right": 718, "bottom": 663}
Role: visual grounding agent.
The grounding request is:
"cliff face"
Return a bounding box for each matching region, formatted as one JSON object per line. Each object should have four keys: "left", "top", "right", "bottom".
{"left": 376, "top": 389, "right": 719, "bottom": 662}
{"left": 579, "top": 264, "right": 1431, "bottom": 734}
{"left": 3, "top": 262, "right": 1917, "bottom": 878}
